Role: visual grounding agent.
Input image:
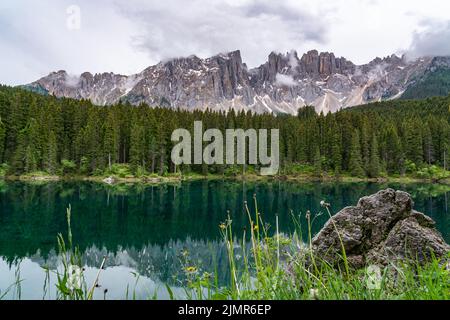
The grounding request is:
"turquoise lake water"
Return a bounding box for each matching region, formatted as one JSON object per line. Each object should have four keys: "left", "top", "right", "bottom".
{"left": 0, "top": 180, "right": 448, "bottom": 299}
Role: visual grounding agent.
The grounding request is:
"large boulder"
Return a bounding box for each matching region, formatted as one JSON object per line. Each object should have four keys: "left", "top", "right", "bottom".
{"left": 311, "top": 189, "right": 449, "bottom": 268}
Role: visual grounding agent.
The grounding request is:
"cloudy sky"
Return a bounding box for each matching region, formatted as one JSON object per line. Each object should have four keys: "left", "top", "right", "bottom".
{"left": 1, "top": 0, "right": 450, "bottom": 85}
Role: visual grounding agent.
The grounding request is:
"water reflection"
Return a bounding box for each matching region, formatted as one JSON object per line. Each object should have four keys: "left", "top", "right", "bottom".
{"left": 0, "top": 180, "right": 448, "bottom": 299}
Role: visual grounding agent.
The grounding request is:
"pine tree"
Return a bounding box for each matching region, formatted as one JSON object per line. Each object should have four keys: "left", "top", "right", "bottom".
{"left": 367, "top": 134, "right": 380, "bottom": 178}
{"left": 383, "top": 125, "right": 403, "bottom": 174}
{"left": 404, "top": 120, "right": 423, "bottom": 166}
{"left": 130, "top": 122, "right": 147, "bottom": 172}
{"left": 360, "top": 118, "right": 371, "bottom": 172}
{"left": 24, "top": 145, "right": 37, "bottom": 173}
{"left": 0, "top": 116, "right": 5, "bottom": 163}
{"left": 330, "top": 121, "right": 342, "bottom": 174}
{"left": 423, "top": 125, "right": 434, "bottom": 165}
{"left": 313, "top": 145, "right": 322, "bottom": 177}
{"left": 103, "top": 110, "right": 120, "bottom": 170}
{"left": 0, "top": 86, "right": 448, "bottom": 178}
{"left": 348, "top": 130, "right": 365, "bottom": 177}
{"left": 45, "top": 131, "right": 58, "bottom": 174}
{"left": 14, "top": 118, "right": 41, "bottom": 173}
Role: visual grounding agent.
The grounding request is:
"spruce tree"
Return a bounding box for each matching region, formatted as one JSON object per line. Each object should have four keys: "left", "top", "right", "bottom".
{"left": 45, "top": 131, "right": 58, "bottom": 174}
{"left": 130, "top": 122, "right": 146, "bottom": 172}
{"left": 0, "top": 117, "right": 5, "bottom": 163}
{"left": 348, "top": 130, "right": 365, "bottom": 177}
{"left": 367, "top": 134, "right": 380, "bottom": 178}
{"left": 313, "top": 145, "right": 322, "bottom": 177}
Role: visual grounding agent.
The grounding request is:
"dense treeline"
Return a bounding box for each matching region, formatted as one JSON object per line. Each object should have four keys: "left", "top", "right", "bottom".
{"left": 0, "top": 85, "right": 449, "bottom": 178}
{"left": 402, "top": 68, "right": 450, "bottom": 100}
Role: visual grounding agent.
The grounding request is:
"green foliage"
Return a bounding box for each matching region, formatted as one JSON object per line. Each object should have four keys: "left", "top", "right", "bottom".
{"left": 0, "top": 116, "right": 5, "bottom": 163}
{"left": 51, "top": 206, "right": 106, "bottom": 300}
{"left": 313, "top": 145, "right": 322, "bottom": 177}
{"left": 182, "top": 198, "right": 450, "bottom": 301}
{"left": 61, "top": 159, "right": 77, "bottom": 175}
{"left": 107, "top": 163, "right": 133, "bottom": 178}
{"left": 402, "top": 67, "right": 450, "bottom": 100}
{"left": 348, "top": 131, "right": 365, "bottom": 177}
{"left": 45, "top": 131, "right": 58, "bottom": 174}
{"left": 0, "top": 86, "right": 448, "bottom": 179}
{"left": 405, "top": 160, "right": 417, "bottom": 174}
{"left": 367, "top": 135, "right": 380, "bottom": 178}
{"left": 416, "top": 165, "right": 446, "bottom": 179}
{"left": 0, "top": 163, "right": 8, "bottom": 177}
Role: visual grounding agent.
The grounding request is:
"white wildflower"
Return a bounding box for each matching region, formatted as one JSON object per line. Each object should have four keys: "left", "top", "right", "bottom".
{"left": 67, "top": 265, "right": 83, "bottom": 291}
{"left": 309, "top": 288, "right": 320, "bottom": 300}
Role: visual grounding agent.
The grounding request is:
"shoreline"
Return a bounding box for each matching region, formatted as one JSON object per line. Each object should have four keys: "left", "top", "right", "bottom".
{"left": 2, "top": 173, "right": 449, "bottom": 186}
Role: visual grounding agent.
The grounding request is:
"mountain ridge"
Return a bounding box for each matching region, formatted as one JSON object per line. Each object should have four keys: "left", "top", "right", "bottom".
{"left": 24, "top": 49, "right": 450, "bottom": 114}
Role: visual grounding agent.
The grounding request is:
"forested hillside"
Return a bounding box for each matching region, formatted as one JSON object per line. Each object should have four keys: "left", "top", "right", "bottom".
{"left": 0, "top": 85, "right": 448, "bottom": 178}
{"left": 402, "top": 67, "right": 450, "bottom": 100}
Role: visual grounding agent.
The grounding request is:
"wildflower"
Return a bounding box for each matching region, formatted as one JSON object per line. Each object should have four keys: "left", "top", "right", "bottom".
{"left": 184, "top": 266, "right": 198, "bottom": 274}
{"left": 67, "top": 265, "right": 83, "bottom": 291}
{"left": 309, "top": 288, "right": 320, "bottom": 300}
{"left": 253, "top": 225, "right": 259, "bottom": 231}
{"left": 181, "top": 249, "right": 189, "bottom": 257}
{"left": 305, "top": 210, "right": 311, "bottom": 220}
{"left": 219, "top": 223, "right": 227, "bottom": 230}
{"left": 320, "top": 200, "right": 331, "bottom": 208}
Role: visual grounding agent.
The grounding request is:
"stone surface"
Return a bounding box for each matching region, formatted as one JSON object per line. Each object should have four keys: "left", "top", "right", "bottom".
{"left": 311, "top": 189, "right": 449, "bottom": 268}
{"left": 102, "top": 176, "right": 115, "bottom": 185}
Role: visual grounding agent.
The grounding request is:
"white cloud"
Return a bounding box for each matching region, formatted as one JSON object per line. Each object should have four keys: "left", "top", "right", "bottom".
{"left": 121, "top": 0, "right": 327, "bottom": 69}
{"left": 287, "top": 50, "right": 299, "bottom": 69}
{"left": 275, "top": 74, "right": 297, "bottom": 87}
{"left": 407, "top": 20, "right": 450, "bottom": 59}
{"left": 0, "top": 0, "right": 149, "bottom": 85}
{"left": 1, "top": 0, "right": 450, "bottom": 86}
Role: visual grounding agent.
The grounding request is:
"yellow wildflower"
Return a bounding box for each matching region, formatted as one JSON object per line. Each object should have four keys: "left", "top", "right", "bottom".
{"left": 185, "top": 266, "right": 198, "bottom": 273}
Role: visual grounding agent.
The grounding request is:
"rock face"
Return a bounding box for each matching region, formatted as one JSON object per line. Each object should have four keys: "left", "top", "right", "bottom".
{"left": 312, "top": 189, "right": 449, "bottom": 268}
{"left": 25, "top": 49, "right": 443, "bottom": 114}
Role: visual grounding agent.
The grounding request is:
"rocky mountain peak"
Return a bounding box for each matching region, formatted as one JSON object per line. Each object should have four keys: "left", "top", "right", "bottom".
{"left": 25, "top": 49, "right": 448, "bottom": 115}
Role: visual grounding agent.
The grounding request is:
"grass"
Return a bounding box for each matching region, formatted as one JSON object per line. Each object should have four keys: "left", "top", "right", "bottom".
{"left": 1, "top": 197, "right": 449, "bottom": 300}
{"left": 42, "top": 206, "right": 108, "bottom": 300}
{"left": 188, "top": 196, "right": 449, "bottom": 300}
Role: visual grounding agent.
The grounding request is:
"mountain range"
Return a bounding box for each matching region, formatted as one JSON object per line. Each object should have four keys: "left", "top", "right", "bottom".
{"left": 24, "top": 50, "right": 450, "bottom": 114}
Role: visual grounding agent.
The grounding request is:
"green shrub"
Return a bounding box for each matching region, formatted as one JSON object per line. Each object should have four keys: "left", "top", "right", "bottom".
{"left": 107, "top": 164, "right": 133, "bottom": 178}
{"left": 134, "top": 166, "right": 147, "bottom": 178}
{"left": 405, "top": 160, "right": 417, "bottom": 174}
{"left": 79, "top": 157, "right": 89, "bottom": 175}
{"left": 416, "top": 165, "right": 445, "bottom": 179}
{"left": 0, "top": 163, "right": 9, "bottom": 177}
{"left": 61, "top": 159, "right": 77, "bottom": 175}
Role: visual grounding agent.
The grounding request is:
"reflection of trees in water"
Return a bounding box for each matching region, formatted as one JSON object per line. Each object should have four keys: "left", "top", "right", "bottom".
{"left": 0, "top": 181, "right": 448, "bottom": 265}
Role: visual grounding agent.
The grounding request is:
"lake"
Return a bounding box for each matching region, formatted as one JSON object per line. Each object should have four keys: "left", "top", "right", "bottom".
{"left": 0, "top": 180, "right": 448, "bottom": 299}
